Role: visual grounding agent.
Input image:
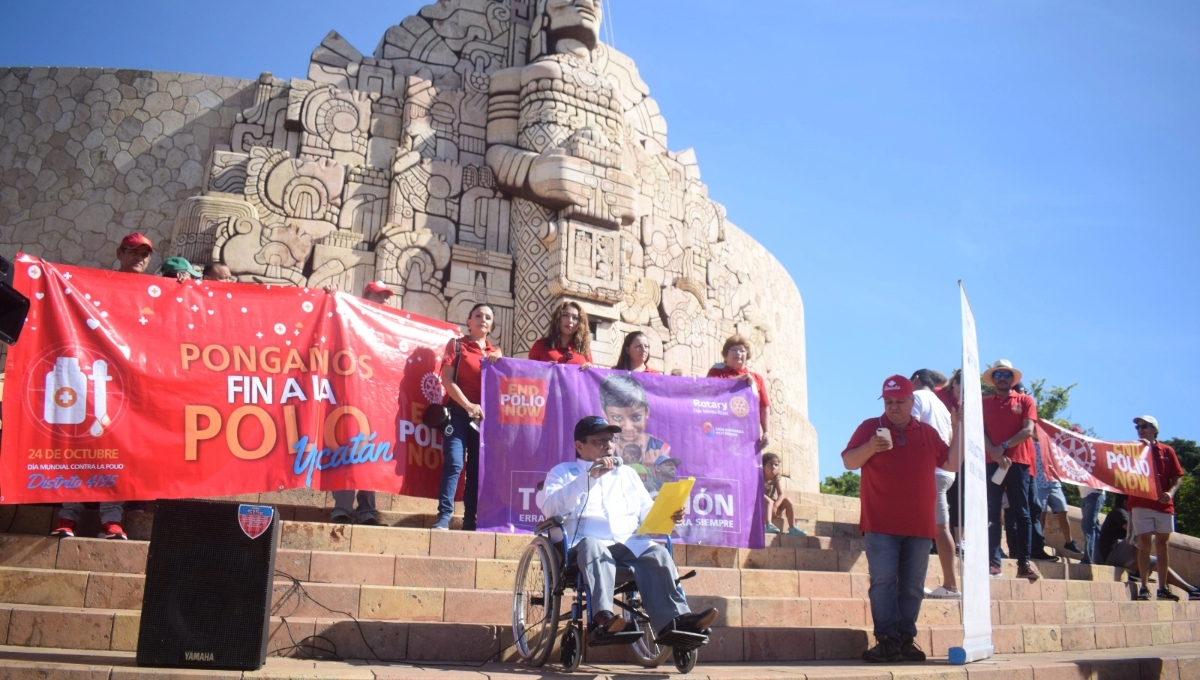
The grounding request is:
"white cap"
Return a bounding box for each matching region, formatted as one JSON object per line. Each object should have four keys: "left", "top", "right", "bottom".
{"left": 1133, "top": 415, "right": 1159, "bottom": 430}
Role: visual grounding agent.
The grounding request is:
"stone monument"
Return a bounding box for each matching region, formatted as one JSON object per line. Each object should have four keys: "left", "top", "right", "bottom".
{"left": 0, "top": 0, "right": 819, "bottom": 489}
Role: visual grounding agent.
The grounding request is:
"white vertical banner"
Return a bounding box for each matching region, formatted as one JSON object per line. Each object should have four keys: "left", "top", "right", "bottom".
{"left": 950, "top": 282, "right": 994, "bottom": 664}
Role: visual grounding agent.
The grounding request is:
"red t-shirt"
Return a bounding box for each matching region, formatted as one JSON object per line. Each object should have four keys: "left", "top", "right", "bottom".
{"left": 706, "top": 366, "right": 770, "bottom": 410}
{"left": 981, "top": 392, "right": 1037, "bottom": 472}
{"left": 528, "top": 338, "right": 592, "bottom": 365}
{"left": 1127, "top": 442, "right": 1184, "bottom": 514}
{"left": 442, "top": 336, "right": 496, "bottom": 405}
{"left": 843, "top": 416, "right": 949, "bottom": 540}
{"left": 935, "top": 386, "right": 958, "bottom": 413}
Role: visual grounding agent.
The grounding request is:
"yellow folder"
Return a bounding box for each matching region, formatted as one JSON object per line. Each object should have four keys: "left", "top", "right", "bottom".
{"left": 637, "top": 477, "right": 696, "bottom": 535}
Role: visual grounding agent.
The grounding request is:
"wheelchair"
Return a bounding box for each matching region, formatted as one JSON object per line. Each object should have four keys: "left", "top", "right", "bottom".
{"left": 511, "top": 516, "right": 708, "bottom": 673}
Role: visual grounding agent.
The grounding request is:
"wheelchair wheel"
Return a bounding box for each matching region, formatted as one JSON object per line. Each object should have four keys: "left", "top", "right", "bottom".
{"left": 512, "top": 538, "right": 559, "bottom": 666}
{"left": 561, "top": 621, "right": 583, "bottom": 672}
{"left": 623, "top": 594, "right": 671, "bottom": 667}
{"left": 673, "top": 646, "right": 697, "bottom": 674}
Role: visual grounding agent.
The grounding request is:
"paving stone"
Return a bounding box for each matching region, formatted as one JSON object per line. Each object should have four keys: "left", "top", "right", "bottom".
{"left": 7, "top": 605, "right": 114, "bottom": 650}
{"left": 1092, "top": 622, "right": 1127, "bottom": 650}
{"left": 280, "top": 522, "right": 350, "bottom": 552}
{"left": 474, "top": 558, "right": 516, "bottom": 591}
{"left": 313, "top": 617, "right": 407, "bottom": 661}
{"left": 687, "top": 566, "right": 742, "bottom": 598}
{"left": 350, "top": 526, "right": 429, "bottom": 556}
{"left": 740, "top": 596, "right": 811, "bottom": 627}
{"left": 428, "top": 531, "right": 495, "bottom": 559}
{"left": 0, "top": 535, "right": 60, "bottom": 568}
{"left": 797, "top": 571, "right": 852, "bottom": 598}
{"left": 392, "top": 555, "right": 475, "bottom": 590}
{"left": 443, "top": 588, "right": 509, "bottom": 624}
{"left": 276, "top": 549, "right": 312, "bottom": 581}
{"left": 811, "top": 598, "right": 866, "bottom": 627}
{"left": 358, "top": 586, "right": 443, "bottom": 621}
{"left": 0, "top": 566, "right": 88, "bottom": 607}
{"left": 83, "top": 573, "right": 143, "bottom": 609}
{"left": 309, "top": 551, "right": 394, "bottom": 586}
{"left": 1059, "top": 624, "right": 1096, "bottom": 652}
{"left": 1035, "top": 601, "right": 1067, "bottom": 625}
{"left": 1023, "top": 625, "right": 1063, "bottom": 653}
{"left": 1000, "top": 600, "right": 1035, "bottom": 625}
{"left": 55, "top": 538, "right": 147, "bottom": 574}
{"left": 271, "top": 582, "right": 360, "bottom": 619}
{"left": 744, "top": 626, "right": 816, "bottom": 661}
{"left": 740, "top": 568, "right": 795, "bottom": 598}
{"left": 405, "top": 623, "right": 498, "bottom": 662}
{"left": 111, "top": 610, "right": 139, "bottom": 651}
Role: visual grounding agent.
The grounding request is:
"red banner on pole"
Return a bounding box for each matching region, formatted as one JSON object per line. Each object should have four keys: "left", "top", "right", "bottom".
{"left": 1037, "top": 420, "right": 1160, "bottom": 500}
{"left": 0, "top": 254, "right": 461, "bottom": 504}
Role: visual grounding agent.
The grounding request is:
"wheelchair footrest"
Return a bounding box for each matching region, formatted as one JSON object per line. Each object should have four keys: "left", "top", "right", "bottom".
{"left": 654, "top": 628, "right": 708, "bottom": 651}
{"left": 588, "top": 627, "right": 645, "bottom": 647}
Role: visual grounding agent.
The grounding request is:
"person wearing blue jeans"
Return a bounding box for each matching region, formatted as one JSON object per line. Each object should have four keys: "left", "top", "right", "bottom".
{"left": 981, "top": 360, "right": 1041, "bottom": 581}
{"left": 842, "top": 375, "right": 958, "bottom": 663}
{"left": 434, "top": 303, "right": 502, "bottom": 531}
{"left": 1079, "top": 487, "right": 1106, "bottom": 564}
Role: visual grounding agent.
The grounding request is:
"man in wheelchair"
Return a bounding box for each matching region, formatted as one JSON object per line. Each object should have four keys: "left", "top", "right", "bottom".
{"left": 538, "top": 416, "right": 720, "bottom": 640}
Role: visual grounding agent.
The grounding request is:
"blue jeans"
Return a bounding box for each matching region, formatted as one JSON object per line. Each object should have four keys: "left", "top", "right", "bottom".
{"left": 1080, "top": 491, "right": 1106, "bottom": 564}
{"left": 437, "top": 404, "right": 479, "bottom": 528}
{"left": 988, "top": 462, "right": 1033, "bottom": 565}
{"left": 864, "top": 532, "right": 931, "bottom": 641}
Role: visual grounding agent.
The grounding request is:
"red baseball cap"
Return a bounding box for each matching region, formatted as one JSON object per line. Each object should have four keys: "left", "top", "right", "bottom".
{"left": 880, "top": 375, "right": 914, "bottom": 400}
{"left": 362, "top": 281, "right": 393, "bottom": 297}
{"left": 119, "top": 233, "right": 153, "bottom": 251}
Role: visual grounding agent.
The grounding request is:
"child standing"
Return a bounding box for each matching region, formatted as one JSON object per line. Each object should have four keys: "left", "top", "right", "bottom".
{"left": 763, "top": 453, "right": 805, "bottom": 535}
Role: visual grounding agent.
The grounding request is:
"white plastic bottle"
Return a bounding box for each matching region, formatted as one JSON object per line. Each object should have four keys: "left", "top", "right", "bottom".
{"left": 44, "top": 357, "right": 88, "bottom": 425}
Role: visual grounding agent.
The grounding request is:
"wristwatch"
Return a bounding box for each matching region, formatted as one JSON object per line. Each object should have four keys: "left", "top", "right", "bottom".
{"left": 1001, "top": 440, "right": 1010, "bottom": 451}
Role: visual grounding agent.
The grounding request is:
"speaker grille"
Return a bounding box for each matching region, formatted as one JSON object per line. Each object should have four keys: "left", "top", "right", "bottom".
{"left": 136, "top": 499, "right": 280, "bottom": 670}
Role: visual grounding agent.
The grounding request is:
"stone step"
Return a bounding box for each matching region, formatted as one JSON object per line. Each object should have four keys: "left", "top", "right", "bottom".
{"left": 2, "top": 561, "right": 1189, "bottom": 632}
{"left": 0, "top": 531, "right": 1131, "bottom": 610}
{"left": 0, "top": 602, "right": 1193, "bottom": 662}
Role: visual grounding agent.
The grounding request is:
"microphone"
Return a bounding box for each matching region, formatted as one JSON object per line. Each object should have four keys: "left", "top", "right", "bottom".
{"left": 589, "top": 457, "right": 622, "bottom": 471}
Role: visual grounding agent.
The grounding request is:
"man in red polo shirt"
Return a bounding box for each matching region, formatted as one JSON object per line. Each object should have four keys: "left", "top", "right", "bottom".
{"left": 843, "top": 375, "right": 957, "bottom": 664}
{"left": 50, "top": 232, "right": 156, "bottom": 540}
{"left": 1128, "top": 415, "right": 1186, "bottom": 601}
{"left": 981, "top": 359, "right": 1040, "bottom": 581}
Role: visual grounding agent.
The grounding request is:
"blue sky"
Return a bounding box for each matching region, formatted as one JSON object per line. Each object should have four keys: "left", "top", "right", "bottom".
{"left": 3, "top": 1, "right": 1197, "bottom": 482}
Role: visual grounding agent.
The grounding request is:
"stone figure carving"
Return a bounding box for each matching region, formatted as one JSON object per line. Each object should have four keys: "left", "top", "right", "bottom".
{"left": 159, "top": 0, "right": 818, "bottom": 489}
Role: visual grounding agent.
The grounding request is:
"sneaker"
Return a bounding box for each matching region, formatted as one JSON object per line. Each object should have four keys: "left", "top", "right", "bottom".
{"left": 1063, "top": 540, "right": 1083, "bottom": 554}
{"left": 1016, "top": 560, "right": 1040, "bottom": 581}
{"left": 787, "top": 526, "right": 807, "bottom": 536}
{"left": 927, "top": 585, "right": 962, "bottom": 599}
{"left": 862, "top": 636, "right": 903, "bottom": 663}
{"left": 989, "top": 564, "right": 1003, "bottom": 578}
{"left": 765, "top": 523, "right": 781, "bottom": 534}
{"left": 1030, "top": 552, "right": 1060, "bottom": 562}
{"left": 330, "top": 515, "right": 351, "bottom": 524}
{"left": 899, "top": 636, "right": 926, "bottom": 662}
{"left": 431, "top": 516, "right": 451, "bottom": 531}
{"left": 99, "top": 522, "right": 127, "bottom": 540}
{"left": 1135, "top": 586, "right": 1151, "bottom": 601}
{"left": 1158, "top": 588, "right": 1180, "bottom": 602}
{"left": 50, "top": 518, "right": 76, "bottom": 538}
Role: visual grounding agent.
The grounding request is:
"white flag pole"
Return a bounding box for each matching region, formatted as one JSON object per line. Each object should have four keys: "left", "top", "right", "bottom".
{"left": 950, "top": 282, "right": 995, "bottom": 664}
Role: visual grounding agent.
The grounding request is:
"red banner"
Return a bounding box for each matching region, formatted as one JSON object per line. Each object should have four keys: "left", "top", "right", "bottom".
{"left": 0, "top": 254, "right": 461, "bottom": 504}
{"left": 1037, "top": 420, "right": 1160, "bottom": 500}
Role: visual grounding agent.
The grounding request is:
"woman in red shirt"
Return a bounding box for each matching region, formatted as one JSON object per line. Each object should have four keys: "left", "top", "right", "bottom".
{"left": 707, "top": 334, "right": 770, "bottom": 447}
{"left": 528, "top": 301, "right": 593, "bottom": 367}
{"left": 614, "top": 331, "right": 659, "bottom": 373}
{"left": 435, "top": 303, "right": 502, "bottom": 531}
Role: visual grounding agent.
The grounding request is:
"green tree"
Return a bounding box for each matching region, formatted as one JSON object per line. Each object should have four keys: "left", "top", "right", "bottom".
{"left": 820, "top": 471, "right": 860, "bottom": 498}
{"left": 1164, "top": 438, "right": 1200, "bottom": 476}
{"left": 1175, "top": 475, "right": 1200, "bottom": 538}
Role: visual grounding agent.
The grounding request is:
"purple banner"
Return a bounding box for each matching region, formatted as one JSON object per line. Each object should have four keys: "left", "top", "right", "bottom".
{"left": 477, "top": 359, "right": 765, "bottom": 549}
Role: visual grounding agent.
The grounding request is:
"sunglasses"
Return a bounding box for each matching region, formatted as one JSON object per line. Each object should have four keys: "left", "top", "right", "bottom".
{"left": 1135, "top": 423, "right": 1155, "bottom": 430}
{"left": 992, "top": 371, "right": 1014, "bottom": 379}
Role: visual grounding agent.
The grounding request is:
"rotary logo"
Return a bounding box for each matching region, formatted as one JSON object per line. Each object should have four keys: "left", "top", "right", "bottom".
{"left": 1052, "top": 431, "right": 1097, "bottom": 482}
{"left": 420, "top": 372, "right": 445, "bottom": 404}
{"left": 729, "top": 396, "right": 750, "bottom": 418}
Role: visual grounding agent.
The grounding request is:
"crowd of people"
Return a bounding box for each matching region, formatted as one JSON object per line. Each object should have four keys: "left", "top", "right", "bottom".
{"left": 843, "top": 360, "right": 1197, "bottom": 664}
{"left": 38, "top": 232, "right": 774, "bottom": 539}
{"left": 23, "top": 233, "right": 1197, "bottom": 666}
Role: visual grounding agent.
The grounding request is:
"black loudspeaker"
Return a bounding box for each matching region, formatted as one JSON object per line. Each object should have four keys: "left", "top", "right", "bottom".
{"left": 137, "top": 499, "right": 280, "bottom": 670}
{"left": 0, "top": 254, "right": 30, "bottom": 345}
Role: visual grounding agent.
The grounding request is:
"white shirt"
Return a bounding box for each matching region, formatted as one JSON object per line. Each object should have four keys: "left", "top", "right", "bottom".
{"left": 912, "top": 389, "right": 953, "bottom": 445}
{"left": 539, "top": 460, "right": 656, "bottom": 556}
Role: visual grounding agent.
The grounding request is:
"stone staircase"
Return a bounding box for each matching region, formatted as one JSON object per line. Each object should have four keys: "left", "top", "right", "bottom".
{"left": 0, "top": 492, "right": 1196, "bottom": 667}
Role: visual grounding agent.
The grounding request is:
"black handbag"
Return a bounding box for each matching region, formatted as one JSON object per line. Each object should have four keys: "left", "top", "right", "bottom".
{"left": 421, "top": 338, "right": 461, "bottom": 430}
